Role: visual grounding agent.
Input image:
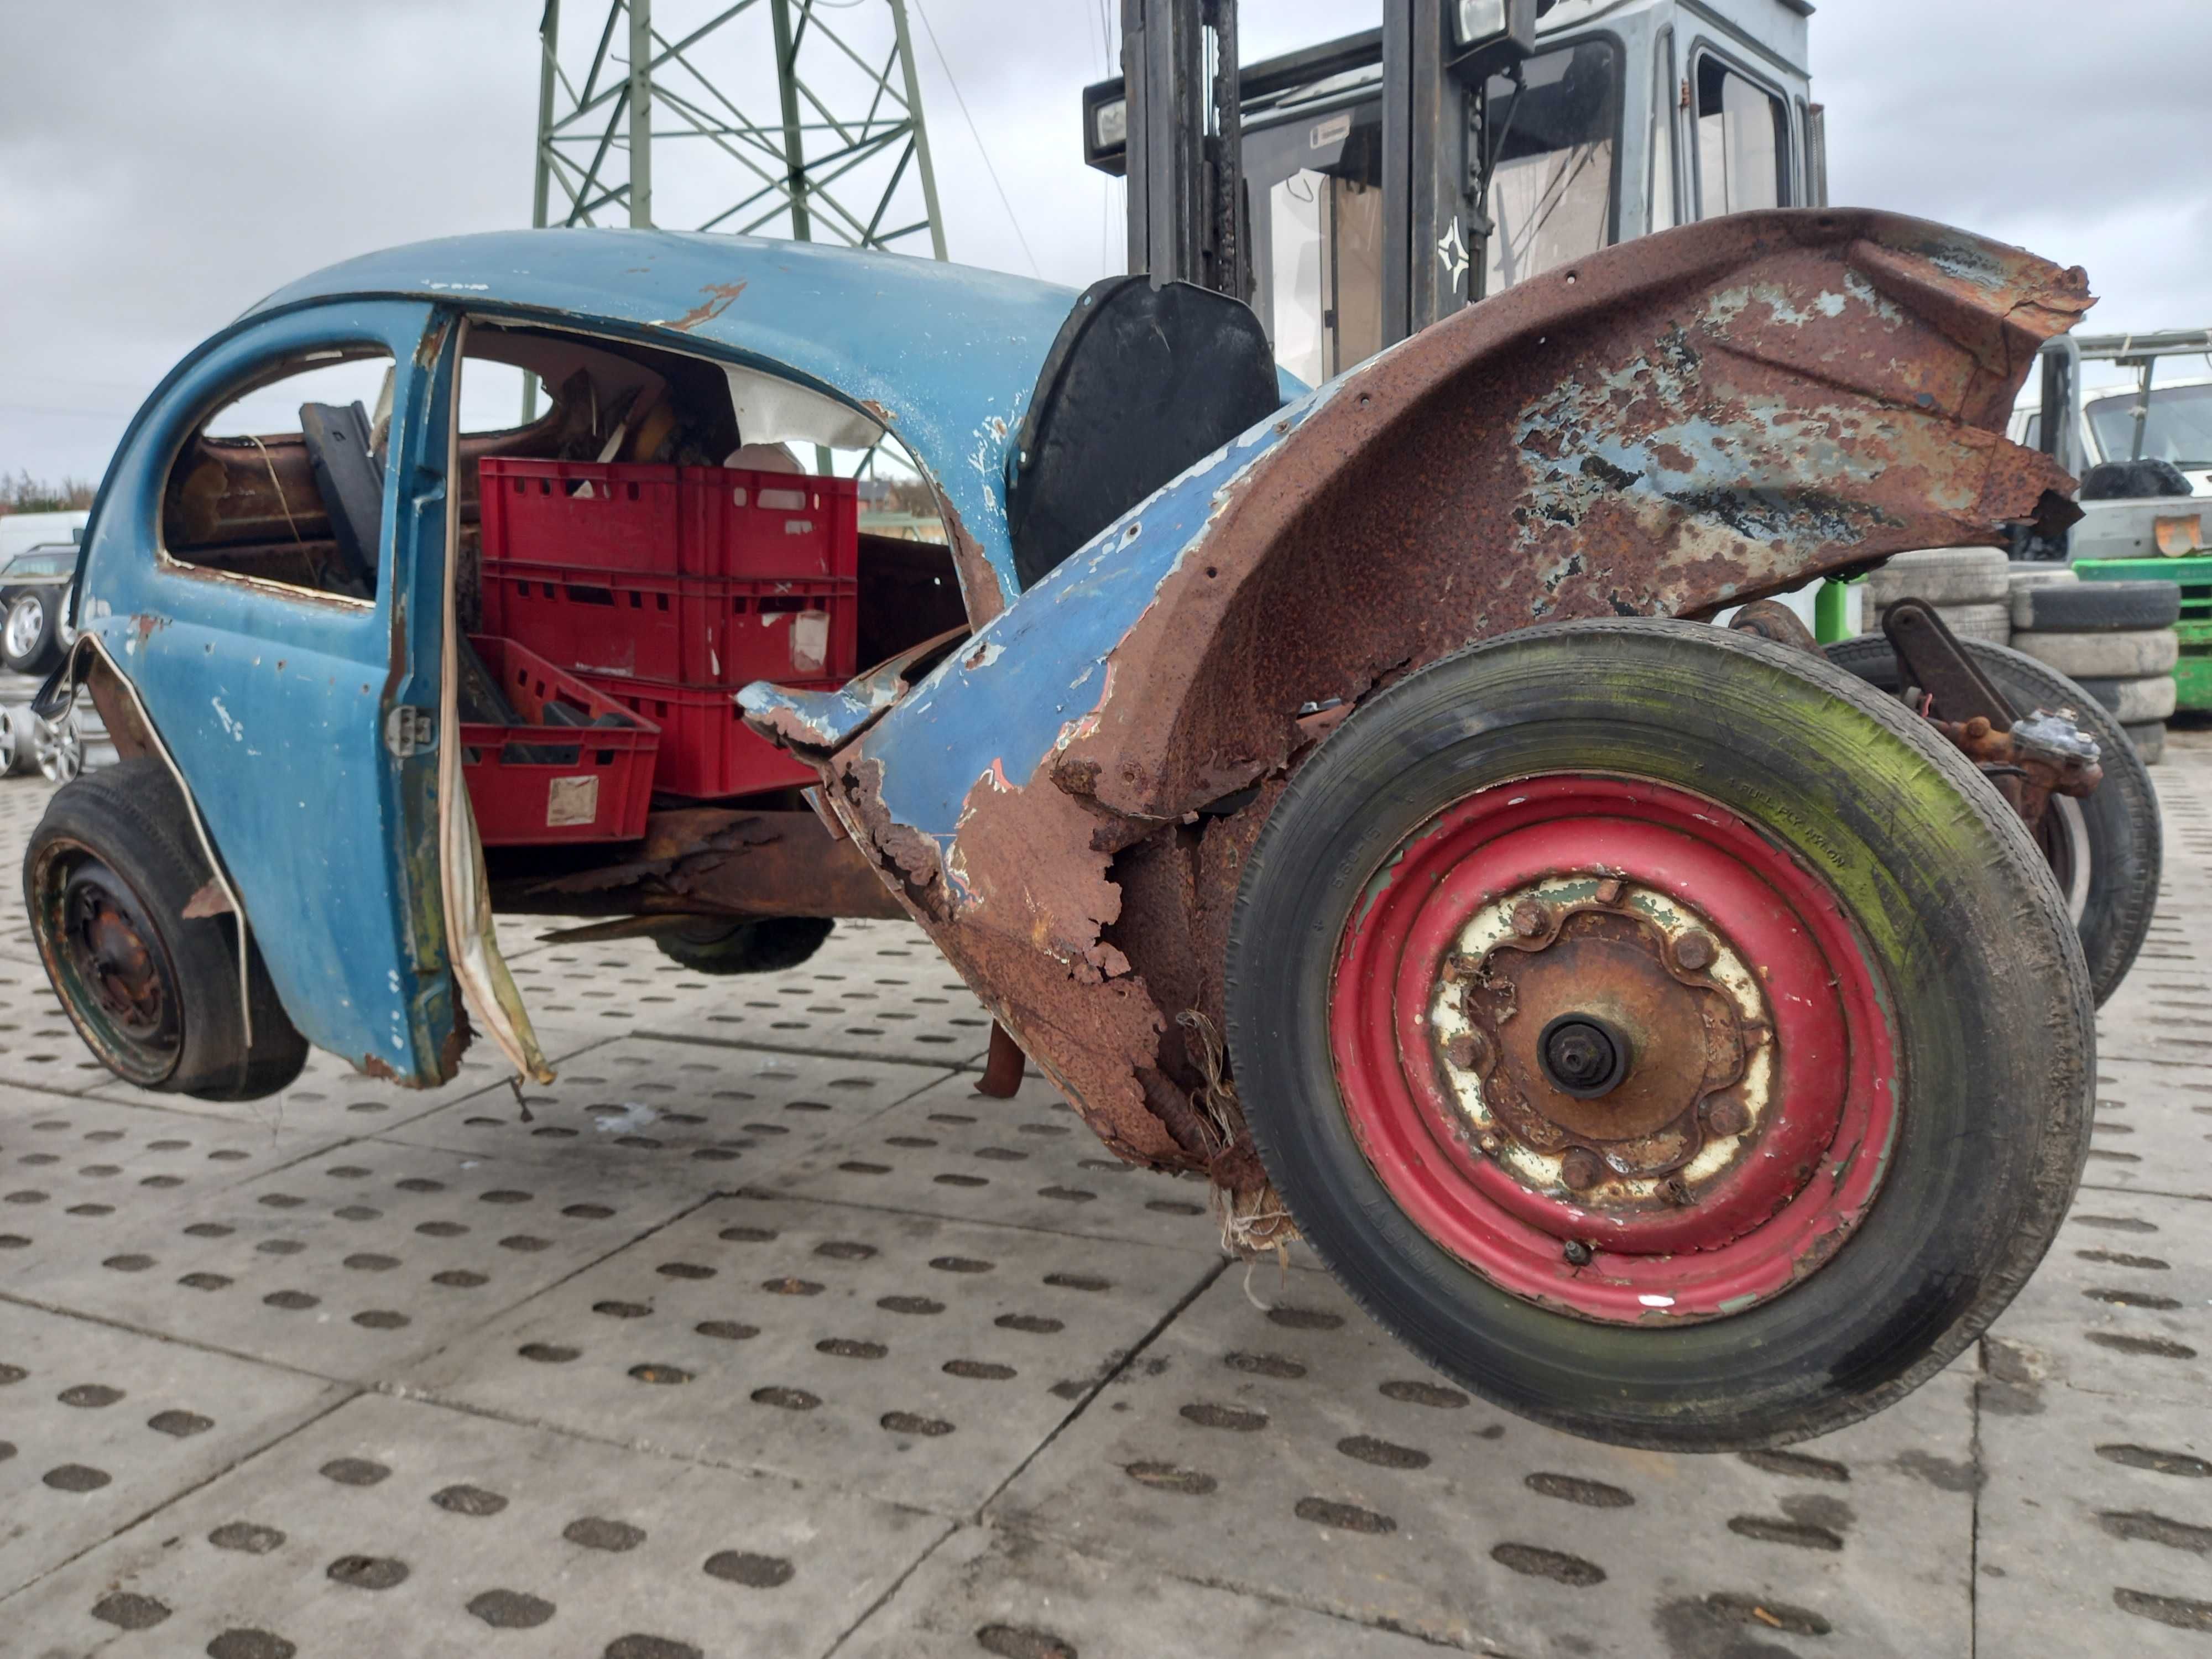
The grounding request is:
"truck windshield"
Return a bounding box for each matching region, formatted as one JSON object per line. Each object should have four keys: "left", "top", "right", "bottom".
{"left": 2086, "top": 382, "right": 2212, "bottom": 467}
{"left": 1484, "top": 39, "right": 1621, "bottom": 293}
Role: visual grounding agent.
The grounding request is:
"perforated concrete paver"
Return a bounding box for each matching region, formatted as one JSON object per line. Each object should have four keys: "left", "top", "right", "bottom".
{"left": 83, "top": 1037, "right": 570, "bottom": 1129}
{"left": 839, "top": 1524, "right": 1453, "bottom": 1659}
{"left": 1977, "top": 1373, "right": 2212, "bottom": 1656}
{"left": 0, "top": 732, "right": 2207, "bottom": 1655}
{"left": 0, "top": 1087, "right": 351, "bottom": 1281}
{"left": 634, "top": 916, "right": 996, "bottom": 1069}
{"left": 993, "top": 1265, "right": 1976, "bottom": 1658}
{"left": 5, "top": 1390, "right": 950, "bottom": 1658}
{"left": 755, "top": 1066, "right": 1225, "bottom": 1249}
{"left": 0, "top": 1298, "right": 342, "bottom": 1598}
{"left": 401, "top": 1191, "right": 1224, "bottom": 1516}
{"left": 382, "top": 1035, "right": 952, "bottom": 1182}
{"left": 1982, "top": 1185, "right": 2212, "bottom": 1411}
{"left": 4, "top": 1135, "right": 723, "bottom": 1383}
{"left": 2075, "top": 1054, "right": 2212, "bottom": 1204}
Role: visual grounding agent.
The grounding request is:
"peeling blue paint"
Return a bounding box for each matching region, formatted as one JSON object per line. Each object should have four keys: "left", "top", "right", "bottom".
{"left": 844, "top": 379, "right": 1343, "bottom": 877}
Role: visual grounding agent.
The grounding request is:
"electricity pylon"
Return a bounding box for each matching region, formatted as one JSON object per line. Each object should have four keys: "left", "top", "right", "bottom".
{"left": 531, "top": 0, "right": 948, "bottom": 257}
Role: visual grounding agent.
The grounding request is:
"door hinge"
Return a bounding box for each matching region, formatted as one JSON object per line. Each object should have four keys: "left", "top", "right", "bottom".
{"left": 384, "top": 705, "right": 437, "bottom": 758}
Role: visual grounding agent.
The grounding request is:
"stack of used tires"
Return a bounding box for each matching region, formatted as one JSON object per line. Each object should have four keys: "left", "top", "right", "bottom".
{"left": 1862, "top": 547, "right": 2011, "bottom": 640}
{"left": 2009, "top": 578, "right": 2182, "bottom": 764}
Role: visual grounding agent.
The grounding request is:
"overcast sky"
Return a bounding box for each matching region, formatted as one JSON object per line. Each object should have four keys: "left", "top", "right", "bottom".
{"left": 3, "top": 0, "right": 2208, "bottom": 486}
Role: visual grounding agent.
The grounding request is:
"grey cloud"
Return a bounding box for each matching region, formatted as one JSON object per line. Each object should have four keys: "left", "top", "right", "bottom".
{"left": 1, "top": 0, "right": 2201, "bottom": 483}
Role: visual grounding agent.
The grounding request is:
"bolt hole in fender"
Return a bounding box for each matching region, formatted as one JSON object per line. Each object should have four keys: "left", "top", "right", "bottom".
{"left": 1224, "top": 620, "right": 2093, "bottom": 1451}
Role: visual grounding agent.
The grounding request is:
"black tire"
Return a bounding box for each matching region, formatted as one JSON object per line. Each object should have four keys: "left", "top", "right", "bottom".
{"left": 653, "top": 915, "right": 833, "bottom": 975}
{"left": 2079, "top": 460, "right": 2193, "bottom": 500}
{"left": 24, "top": 758, "right": 308, "bottom": 1099}
{"left": 1226, "top": 619, "right": 2091, "bottom": 1451}
{"left": 2012, "top": 580, "right": 2182, "bottom": 633}
{"left": 1827, "top": 633, "right": 2160, "bottom": 1006}
{"left": 2, "top": 589, "right": 61, "bottom": 675}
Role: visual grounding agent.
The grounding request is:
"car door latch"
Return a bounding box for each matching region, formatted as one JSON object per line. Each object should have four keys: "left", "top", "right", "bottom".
{"left": 384, "top": 705, "right": 437, "bottom": 758}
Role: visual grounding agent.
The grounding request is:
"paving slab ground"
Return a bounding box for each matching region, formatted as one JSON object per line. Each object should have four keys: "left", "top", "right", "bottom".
{"left": 0, "top": 721, "right": 2208, "bottom": 1657}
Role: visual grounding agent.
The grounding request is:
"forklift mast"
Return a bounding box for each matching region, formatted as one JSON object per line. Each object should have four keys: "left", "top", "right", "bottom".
{"left": 1120, "top": 0, "right": 1248, "bottom": 299}
{"left": 1088, "top": 0, "right": 1824, "bottom": 380}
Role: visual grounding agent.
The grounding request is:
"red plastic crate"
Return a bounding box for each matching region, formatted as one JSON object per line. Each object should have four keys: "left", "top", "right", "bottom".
{"left": 461, "top": 637, "right": 660, "bottom": 845}
{"left": 478, "top": 458, "right": 859, "bottom": 584}
{"left": 685, "top": 467, "right": 860, "bottom": 581}
{"left": 481, "top": 560, "right": 857, "bottom": 685}
{"left": 581, "top": 672, "right": 833, "bottom": 800}
{"left": 478, "top": 458, "right": 684, "bottom": 576}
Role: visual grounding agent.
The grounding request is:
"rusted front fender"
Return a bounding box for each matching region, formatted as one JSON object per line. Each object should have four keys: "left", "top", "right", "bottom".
{"left": 821, "top": 209, "right": 2091, "bottom": 1185}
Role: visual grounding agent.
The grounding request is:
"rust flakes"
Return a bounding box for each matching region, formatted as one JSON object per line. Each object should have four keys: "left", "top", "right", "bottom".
{"left": 660, "top": 281, "right": 748, "bottom": 333}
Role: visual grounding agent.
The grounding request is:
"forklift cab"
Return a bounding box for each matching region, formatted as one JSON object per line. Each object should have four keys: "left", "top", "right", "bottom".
{"left": 1084, "top": 0, "right": 1825, "bottom": 383}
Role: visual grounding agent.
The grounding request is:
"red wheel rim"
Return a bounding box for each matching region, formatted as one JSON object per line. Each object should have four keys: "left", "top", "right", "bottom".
{"left": 1328, "top": 775, "right": 1897, "bottom": 1324}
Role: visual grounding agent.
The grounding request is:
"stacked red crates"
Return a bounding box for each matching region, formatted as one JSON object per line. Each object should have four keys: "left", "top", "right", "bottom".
{"left": 459, "top": 636, "right": 660, "bottom": 844}
{"left": 477, "top": 457, "right": 858, "bottom": 801}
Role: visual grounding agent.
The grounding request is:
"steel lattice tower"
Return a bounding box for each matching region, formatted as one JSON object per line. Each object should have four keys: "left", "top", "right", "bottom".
{"left": 532, "top": 0, "right": 948, "bottom": 257}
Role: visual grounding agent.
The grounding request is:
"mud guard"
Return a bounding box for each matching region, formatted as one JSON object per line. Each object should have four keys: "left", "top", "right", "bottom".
{"left": 811, "top": 209, "right": 2092, "bottom": 1190}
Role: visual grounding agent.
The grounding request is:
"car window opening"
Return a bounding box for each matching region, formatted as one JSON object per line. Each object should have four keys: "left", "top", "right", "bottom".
{"left": 160, "top": 347, "right": 398, "bottom": 601}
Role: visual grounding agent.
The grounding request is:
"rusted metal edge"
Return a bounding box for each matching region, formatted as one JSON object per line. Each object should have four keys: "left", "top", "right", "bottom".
{"left": 832, "top": 209, "right": 2093, "bottom": 1196}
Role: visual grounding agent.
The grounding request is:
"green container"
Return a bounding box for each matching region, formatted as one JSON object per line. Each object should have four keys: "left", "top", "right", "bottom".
{"left": 2073, "top": 555, "right": 2212, "bottom": 711}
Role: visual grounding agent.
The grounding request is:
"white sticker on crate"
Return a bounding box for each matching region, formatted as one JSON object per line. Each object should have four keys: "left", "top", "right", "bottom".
{"left": 791, "top": 611, "right": 830, "bottom": 673}
{"left": 545, "top": 774, "right": 601, "bottom": 827}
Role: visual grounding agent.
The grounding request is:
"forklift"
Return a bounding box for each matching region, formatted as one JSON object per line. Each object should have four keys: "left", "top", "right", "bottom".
{"left": 1083, "top": 0, "right": 1825, "bottom": 377}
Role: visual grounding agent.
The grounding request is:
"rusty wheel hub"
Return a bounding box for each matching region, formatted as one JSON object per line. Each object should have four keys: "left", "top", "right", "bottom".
{"left": 1328, "top": 774, "right": 1897, "bottom": 1325}
{"left": 1436, "top": 876, "right": 1770, "bottom": 1208}
{"left": 71, "top": 888, "right": 166, "bottom": 1035}
{"left": 38, "top": 852, "right": 185, "bottom": 1086}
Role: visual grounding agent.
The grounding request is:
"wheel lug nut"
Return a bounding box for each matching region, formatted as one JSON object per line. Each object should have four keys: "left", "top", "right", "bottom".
{"left": 1592, "top": 878, "right": 1623, "bottom": 905}
{"left": 1510, "top": 899, "right": 1550, "bottom": 939}
{"left": 1705, "top": 1097, "right": 1751, "bottom": 1137}
{"left": 1478, "top": 1133, "right": 1502, "bottom": 1156}
{"left": 1673, "top": 929, "right": 1717, "bottom": 971}
{"left": 1444, "top": 1032, "right": 1485, "bottom": 1070}
{"left": 1559, "top": 1148, "right": 1604, "bottom": 1191}
{"left": 1563, "top": 1239, "right": 1594, "bottom": 1266}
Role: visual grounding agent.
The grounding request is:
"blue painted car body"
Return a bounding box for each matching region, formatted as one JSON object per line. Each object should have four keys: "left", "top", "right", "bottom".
{"left": 69, "top": 230, "right": 1083, "bottom": 1081}
{"left": 58, "top": 212, "right": 2085, "bottom": 1133}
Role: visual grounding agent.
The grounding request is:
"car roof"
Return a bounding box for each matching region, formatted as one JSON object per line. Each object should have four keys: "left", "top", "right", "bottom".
{"left": 247, "top": 229, "right": 1081, "bottom": 595}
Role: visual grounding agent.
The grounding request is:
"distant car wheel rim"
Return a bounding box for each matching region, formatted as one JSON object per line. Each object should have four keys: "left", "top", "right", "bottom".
{"left": 0, "top": 710, "right": 17, "bottom": 774}
{"left": 35, "top": 714, "right": 81, "bottom": 782}
{"left": 41, "top": 848, "right": 184, "bottom": 1084}
{"left": 2037, "top": 794, "right": 2090, "bottom": 924}
{"left": 1328, "top": 774, "right": 1897, "bottom": 1325}
{"left": 55, "top": 587, "right": 77, "bottom": 649}
{"left": 4, "top": 594, "right": 44, "bottom": 660}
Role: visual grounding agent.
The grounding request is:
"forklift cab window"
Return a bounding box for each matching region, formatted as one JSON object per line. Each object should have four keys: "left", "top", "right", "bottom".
{"left": 1694, "top": 55, "right": 1788, "bottom": 216}
{"left": 1249, "top": 108, "right": 1385, "bottom": 387}
{"left": 1483, "top": 40, "right": 1621, "bottom": 295}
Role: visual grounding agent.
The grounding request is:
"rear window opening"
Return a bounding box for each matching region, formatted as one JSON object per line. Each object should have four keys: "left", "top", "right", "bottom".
{"left": 160, "top": 346, "right": 398, "bottom": 599}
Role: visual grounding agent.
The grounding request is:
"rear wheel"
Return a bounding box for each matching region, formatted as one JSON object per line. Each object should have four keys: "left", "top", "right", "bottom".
{"left": 1226, "top": 620, "right": 2091, "bottom": 1450}
{"left": 25, "top": 759, "right": 307, "bottom": 1099}
{"left": 1825, "top": 633, "right": 2159, "bottom": 1005}
{"left": 653, "top": 915, "right": 833, "bottom": 975}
